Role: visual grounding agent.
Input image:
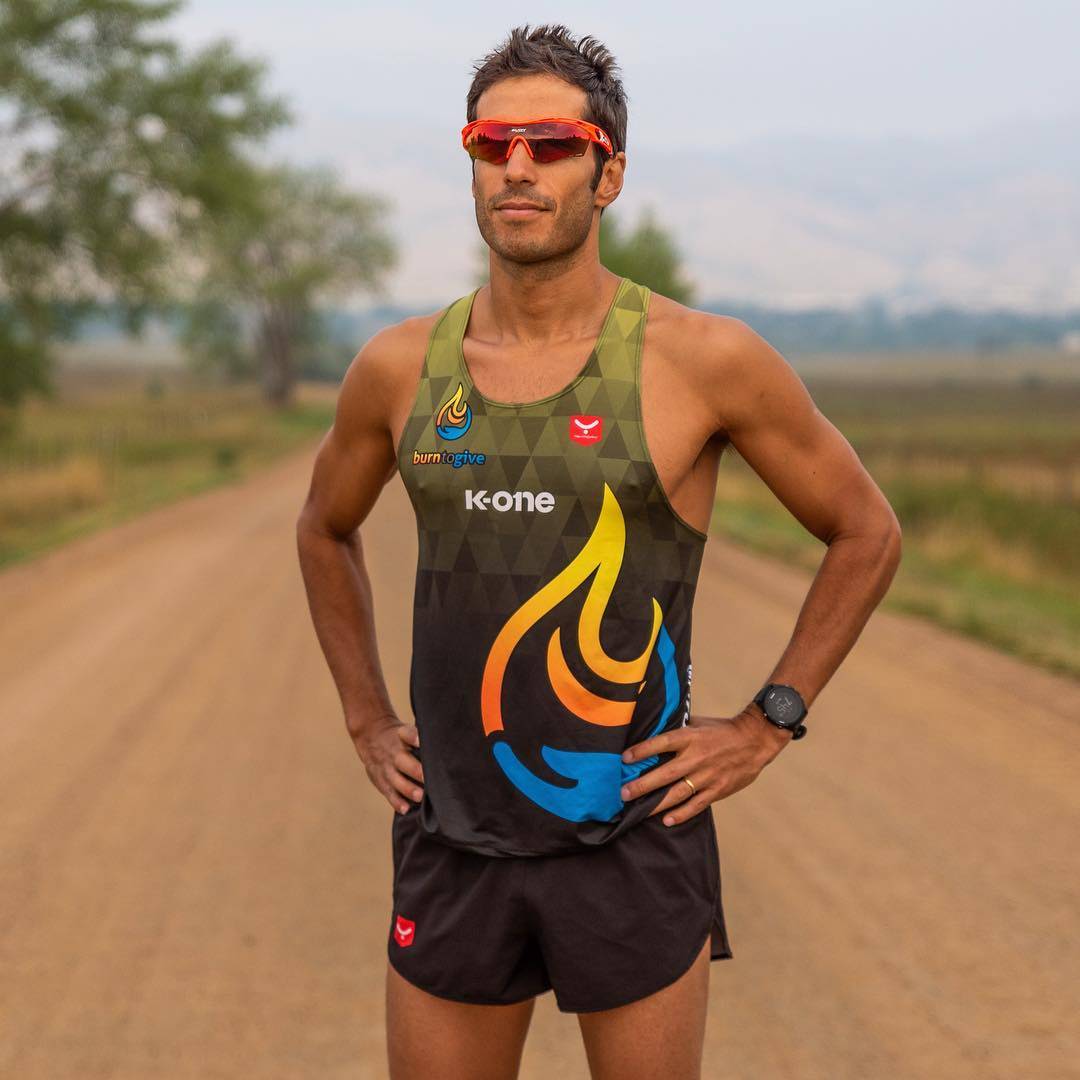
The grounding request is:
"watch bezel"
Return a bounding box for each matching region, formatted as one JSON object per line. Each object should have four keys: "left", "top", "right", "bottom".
{"left": 753, "top": 682, "right": 808, "bottom": 729}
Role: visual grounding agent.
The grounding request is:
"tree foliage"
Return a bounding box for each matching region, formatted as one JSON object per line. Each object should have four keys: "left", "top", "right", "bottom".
{"left": 0, "top": 0, "right": 291, "bottom": 419}
{"left": 183, "top": 162, "right": 397, "bottom": 406}
{"left": 600, "top": 206, "right": 696, "bottom": 303}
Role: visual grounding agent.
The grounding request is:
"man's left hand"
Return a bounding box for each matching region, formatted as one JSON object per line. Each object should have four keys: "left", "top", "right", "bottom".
{"left": 619, "top": 707, "right": 793, "bottom": 826}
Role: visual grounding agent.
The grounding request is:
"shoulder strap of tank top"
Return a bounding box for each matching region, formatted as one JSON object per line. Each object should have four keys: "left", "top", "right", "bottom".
{"left": 581, "top": 277, "right": 652, "bottom": 458}
{"left": 425, "top": 287, "right": 479, "bottom": 382}
{"left": 593, "top": 276, "right": 650, "bottom": 381}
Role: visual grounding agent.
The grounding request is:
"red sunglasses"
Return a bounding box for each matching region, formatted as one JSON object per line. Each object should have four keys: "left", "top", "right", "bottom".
{"left": 461, "top": 116, "right": 615, "bottom": 164}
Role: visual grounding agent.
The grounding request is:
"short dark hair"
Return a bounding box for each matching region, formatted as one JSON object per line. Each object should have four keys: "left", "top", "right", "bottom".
{"left": 466, "top": 24, "right": 628, "bottom": 191}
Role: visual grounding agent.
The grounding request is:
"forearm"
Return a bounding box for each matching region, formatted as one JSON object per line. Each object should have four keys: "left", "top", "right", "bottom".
{"left": 748, "top": 519, "right": 902, "bottom": 728}
{"left": 296, "top": 521, "right": 397, "bottom": 742}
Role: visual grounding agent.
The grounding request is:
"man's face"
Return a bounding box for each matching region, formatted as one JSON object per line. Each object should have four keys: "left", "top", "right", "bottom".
{"left": 470, "top": 73, "right": 623, "bottom": 266}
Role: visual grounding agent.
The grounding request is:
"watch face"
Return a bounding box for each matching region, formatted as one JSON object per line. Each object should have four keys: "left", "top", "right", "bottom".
{"left": 765, "top": 686, "right": 804, "bottom": 725}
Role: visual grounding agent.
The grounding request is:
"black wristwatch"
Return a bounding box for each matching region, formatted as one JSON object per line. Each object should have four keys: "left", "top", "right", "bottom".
{"left": 752, "top": 682, "right": 808, "bottom": 739}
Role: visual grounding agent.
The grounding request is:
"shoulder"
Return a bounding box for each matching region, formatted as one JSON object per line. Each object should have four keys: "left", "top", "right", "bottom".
{"left": 645, "top": 290, "right": 769, "bottom": 368}
{"left": 644, "top": 291, "right": 790, "bottom": 434}
{"left": 334, "top": 307, "right": 446, "bottom": 434}
{"left": 342, "top": 309, "right": 444, "bottom": 399}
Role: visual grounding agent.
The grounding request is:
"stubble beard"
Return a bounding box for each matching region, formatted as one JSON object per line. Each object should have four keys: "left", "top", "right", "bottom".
{"left": 476, "top": 184, "right": 596, "bottom": 271}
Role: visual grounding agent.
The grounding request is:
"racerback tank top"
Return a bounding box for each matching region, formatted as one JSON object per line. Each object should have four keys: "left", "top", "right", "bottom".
{"left": 395, "top": 275, "right": 708, "bottom": 857}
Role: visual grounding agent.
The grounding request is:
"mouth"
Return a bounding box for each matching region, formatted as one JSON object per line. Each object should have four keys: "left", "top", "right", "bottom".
{"left": 496, "top": 202, "right": 547, "bottom": 220}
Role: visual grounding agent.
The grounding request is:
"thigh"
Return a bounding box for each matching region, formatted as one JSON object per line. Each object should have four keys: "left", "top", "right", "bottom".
{"left": 576, "top": 936, "right": 711, "bottom": 1080}
{"left": 386, "top": 961, "right": 536, "bottom": 1080}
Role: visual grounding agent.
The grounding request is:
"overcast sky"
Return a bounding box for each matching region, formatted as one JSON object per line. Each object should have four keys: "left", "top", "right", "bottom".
{"left": 171, "top": 2, "right": 1080, "bottom": 308}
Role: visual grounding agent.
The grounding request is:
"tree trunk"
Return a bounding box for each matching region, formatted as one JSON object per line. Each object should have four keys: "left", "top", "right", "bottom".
{"left": 258, "top": 303, "right": 296, "bottom": 407}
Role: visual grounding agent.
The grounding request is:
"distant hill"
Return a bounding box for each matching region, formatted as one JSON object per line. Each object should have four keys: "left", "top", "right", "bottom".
{"left": 323, "top": 298, "right": 1080, "bottom": 357}
{"left": 54, "top": 299, "right": 1080, "bottom": 372}
{"left": 279, "top": 109, "right": 1080, "bottom": 313}
{"left": 700, "top": 298, "right": 1080, "bottom": 355}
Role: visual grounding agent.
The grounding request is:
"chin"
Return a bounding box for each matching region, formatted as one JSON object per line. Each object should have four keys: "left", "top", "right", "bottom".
{"left": 485, "top": 234, "right": 549, "bottom": 263}
{"left": 496, "top": 249, "right": 553, "bottom": 265}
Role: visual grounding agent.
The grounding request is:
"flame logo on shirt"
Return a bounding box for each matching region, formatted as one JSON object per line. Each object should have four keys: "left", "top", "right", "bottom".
{"left": 480, "top": 482, "right": 684, "bottom": 821}
{"left": 435, "top": 382, "right": 473, "bottom": 440}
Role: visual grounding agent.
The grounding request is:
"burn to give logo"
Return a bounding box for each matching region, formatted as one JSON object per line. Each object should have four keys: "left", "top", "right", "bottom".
{"left": 436, "top": 383, "right": 473, "bottom": 440}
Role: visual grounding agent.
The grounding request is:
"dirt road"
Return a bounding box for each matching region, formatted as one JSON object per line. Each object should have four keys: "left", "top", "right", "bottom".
{"left": 1, "top": 445, "right": 1077, "bottom": 1079}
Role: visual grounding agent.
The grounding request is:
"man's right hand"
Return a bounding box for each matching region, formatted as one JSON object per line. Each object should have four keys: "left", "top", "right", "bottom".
{"left": 354, "top": 718, "right": 425, "bottom": 815}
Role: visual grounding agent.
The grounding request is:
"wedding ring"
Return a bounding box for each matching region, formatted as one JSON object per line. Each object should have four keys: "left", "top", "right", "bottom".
{"left": 682, "top": 776, "right": 696, "bottom": 795}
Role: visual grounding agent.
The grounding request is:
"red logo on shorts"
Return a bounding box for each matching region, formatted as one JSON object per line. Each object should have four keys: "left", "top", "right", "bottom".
{"left": 393, "top": 913, "right": 416, "bottom": 947}
{"left": 569, "top": 414, "right": 603, "bottom": 444}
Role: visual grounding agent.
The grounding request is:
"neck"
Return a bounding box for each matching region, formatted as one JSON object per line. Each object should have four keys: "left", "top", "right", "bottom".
{"left": 479, "top": 254, "right": 621, "bottom": 349}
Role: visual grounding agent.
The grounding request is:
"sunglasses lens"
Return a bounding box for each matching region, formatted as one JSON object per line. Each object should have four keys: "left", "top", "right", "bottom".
{"left": 532, "top": 135, "right": 590, "bottom": 162}
{"left": 530, "top": 122, "right": 592, "bottom": 162}
{"left": 466, "top": 131, "right": 511, "bottom": 163}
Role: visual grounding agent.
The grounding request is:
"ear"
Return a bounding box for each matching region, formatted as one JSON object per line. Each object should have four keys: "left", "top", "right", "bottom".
{"left": 595, "top": 150, "right": 626, "bottom": 210}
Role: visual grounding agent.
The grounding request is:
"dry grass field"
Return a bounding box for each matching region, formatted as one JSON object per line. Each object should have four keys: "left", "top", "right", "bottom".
{"left": 712, "top": 351, "right": 1080, "bottom": 678}
{"left": 0, "top": 365, "right": 337, "bottom": 569}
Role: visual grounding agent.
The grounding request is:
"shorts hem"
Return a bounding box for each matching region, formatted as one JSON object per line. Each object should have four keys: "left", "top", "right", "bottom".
{"left": 387, "top": 946, "right": 549, "bottom": 1008}
{"left": 554, "top": 897, "right": 720, "bottom": 1014}
{"left": 554, "top": 824, "right": 732, "bottom": 1014}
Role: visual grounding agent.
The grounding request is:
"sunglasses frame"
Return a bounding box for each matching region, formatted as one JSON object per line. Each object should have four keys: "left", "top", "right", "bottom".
{"left": 461, "top": 116, "right": 616, "bottom": 164}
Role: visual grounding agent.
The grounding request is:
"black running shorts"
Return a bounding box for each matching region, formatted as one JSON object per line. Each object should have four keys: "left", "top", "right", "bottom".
{"left": 387, "top": 802, "right": 734, "bottom": 1013}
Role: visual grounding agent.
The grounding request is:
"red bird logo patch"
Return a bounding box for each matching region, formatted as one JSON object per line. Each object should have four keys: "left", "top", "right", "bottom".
{"left": 569, "top": 414, "right": 603, "bottom": 445}
{"left": 393, "top": 913, "right": 416, "bottom": 947}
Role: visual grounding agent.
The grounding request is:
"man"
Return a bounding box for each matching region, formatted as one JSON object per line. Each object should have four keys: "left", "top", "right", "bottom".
{"left": 296, "top": 23, "right": 902, "bottom": 1080}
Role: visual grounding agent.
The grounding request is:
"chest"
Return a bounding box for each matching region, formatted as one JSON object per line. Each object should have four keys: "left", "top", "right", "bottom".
{"left": 419, "top": 331, "right": 723, "bottom": 538}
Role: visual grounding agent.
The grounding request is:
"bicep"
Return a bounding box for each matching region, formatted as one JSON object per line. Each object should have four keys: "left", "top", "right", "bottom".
{"left": 298, "top": 335, "right": 399, "bottom": 540}
{"left": 716, "top": 321, "right": 892, "bottom": 545}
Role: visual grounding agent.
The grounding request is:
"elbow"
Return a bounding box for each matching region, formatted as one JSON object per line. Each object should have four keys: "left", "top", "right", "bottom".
{"left": 295, "top": 510, "right": 313, "bottom": 567}
{"left": 876, "top": 509, "right": 903, "bottom": 575}
{"left": 295, "top": 501, "right": 325, "bottom": 557}
{"left": 833, "top": 506, "right": 902, "bottom": 570}
{"left": 295, "top": 504, "right": 312, "bottom": 546}
{"left": 296, "top": 501, "right": 357, "bottom": 552}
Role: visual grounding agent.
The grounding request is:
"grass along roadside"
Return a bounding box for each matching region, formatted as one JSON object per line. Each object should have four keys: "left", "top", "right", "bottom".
{"left": 710, "top": 372, "right": 1079, "bottom": 680}
{"left": 0, "top": 370, "right": 337, "bottom": 570}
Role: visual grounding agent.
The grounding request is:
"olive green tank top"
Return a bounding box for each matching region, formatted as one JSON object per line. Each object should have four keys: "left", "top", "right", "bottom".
{"left": 395, "top": 275, "right": 708, "bottom": 856}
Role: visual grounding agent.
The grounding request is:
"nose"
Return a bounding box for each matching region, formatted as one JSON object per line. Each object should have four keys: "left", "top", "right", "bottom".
{"left": 504, "top": 136, "right": 536, "bottom": 179}
{"left": 506, "top": 134, "right": 534, "bottom": 160}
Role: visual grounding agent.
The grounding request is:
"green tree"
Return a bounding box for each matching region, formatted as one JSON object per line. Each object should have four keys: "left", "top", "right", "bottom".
{"left": 0, "top": 0, "right": 291, "bottom": 427}
{"left": 600, "top": 206, "right": 696, "bottom": 303}
{"left": 179, "top": 296, "right": 251, "bottom": 381}
{"left": 183, "top": 161, "right": 397, "bottom": 406}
